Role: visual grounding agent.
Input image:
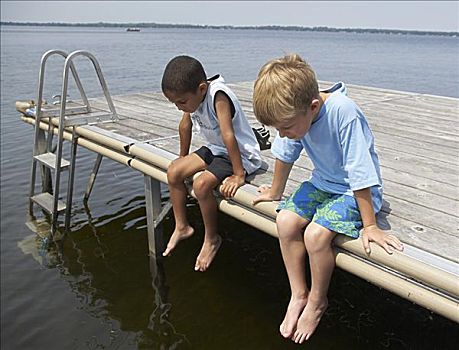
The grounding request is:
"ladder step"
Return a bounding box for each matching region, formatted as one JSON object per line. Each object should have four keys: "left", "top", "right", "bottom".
{"left": 64, "top": 112, "right": 116, "bottom": 126}
{"left": 31, "top": 193, "right": 66, "bottom": 214}
{"left": 41, "top": 105, "right": 88, "bottom": 118}
{"left": 34, "top": 153, "right": 70, "bottom": 170}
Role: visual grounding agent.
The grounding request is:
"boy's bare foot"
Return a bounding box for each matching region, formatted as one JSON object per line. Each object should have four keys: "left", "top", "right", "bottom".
{"left": 292, "top": 297, "right": 328, "bottom": 344}
{"left": 194, "top": 235, "right": 222, "bottom": 272}
{"left": 279, "top": 295, "right": 308, "bottom": 338}
{"left": 162, "top": 226, "right": 194, "bottom": 256}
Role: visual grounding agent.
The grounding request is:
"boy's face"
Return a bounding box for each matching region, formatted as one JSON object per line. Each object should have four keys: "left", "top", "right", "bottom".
{"left": 274, "top": 99, "right": 320, "bottom": 140}
{"left": 164, "top": 83, "right": 207, "bottom": 113}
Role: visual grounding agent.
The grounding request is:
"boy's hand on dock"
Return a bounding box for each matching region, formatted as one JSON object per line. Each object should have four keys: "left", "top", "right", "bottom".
{"left": 221, "top": 174, "right": 245, "bottom": 198}
{"left": 361, "top": 225, "right": 404, "bottom": 255}
{"left": 252, "top": 184, "right": 281, "bottom": 205}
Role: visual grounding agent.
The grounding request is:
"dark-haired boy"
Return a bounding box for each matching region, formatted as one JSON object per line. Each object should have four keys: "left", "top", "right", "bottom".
{"left": 161, "top": 55, "right": 262, "bottom": 271}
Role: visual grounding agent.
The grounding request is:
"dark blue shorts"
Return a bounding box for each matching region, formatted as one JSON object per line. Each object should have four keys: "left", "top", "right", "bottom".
{"left": 194, "top": 146, "right": 234, "bottom": 183}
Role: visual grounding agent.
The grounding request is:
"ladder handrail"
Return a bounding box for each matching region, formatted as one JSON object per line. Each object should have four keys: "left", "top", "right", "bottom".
{"left": 30, "top": 49, "right": 88, "bottom": 208}
{"left": 30, "top": 49, "right": 119, "bottom": 235}
{"left": 51, "top": 50, "right": 118, "bottom": 232}
{"left": 60, "top": 50, "right": 118, "bottom": 122}
{"left": 33, "top": 49, "right": 90, "bottom": 156}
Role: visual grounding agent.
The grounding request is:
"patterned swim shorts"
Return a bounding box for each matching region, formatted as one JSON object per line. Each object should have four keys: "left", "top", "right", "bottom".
{"left": 277, "top": 181, "right": 363, "bottom": 238}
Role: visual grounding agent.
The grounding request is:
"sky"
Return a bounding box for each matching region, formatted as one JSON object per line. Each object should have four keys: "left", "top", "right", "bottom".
{"left": 1, "top": 1, "right": 458, "bottom": 32}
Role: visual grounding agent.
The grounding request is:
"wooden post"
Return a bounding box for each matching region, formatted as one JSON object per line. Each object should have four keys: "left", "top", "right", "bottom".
{"left": 144, "top": 175, "right": 165, "bottom": 258}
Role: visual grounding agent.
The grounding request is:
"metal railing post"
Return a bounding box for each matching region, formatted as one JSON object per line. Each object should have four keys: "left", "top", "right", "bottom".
{"left": 144, "top": 175, "right": 164, "bottom": 258}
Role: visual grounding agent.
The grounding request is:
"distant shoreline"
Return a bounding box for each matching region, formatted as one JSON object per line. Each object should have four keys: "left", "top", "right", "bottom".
{"left": 1, "top": 21, "right": 457, "bottom": 37}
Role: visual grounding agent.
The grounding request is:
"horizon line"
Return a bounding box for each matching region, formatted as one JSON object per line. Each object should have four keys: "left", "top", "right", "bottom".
{"left": 1, "top": 21, "right": 457, "bottom": 36}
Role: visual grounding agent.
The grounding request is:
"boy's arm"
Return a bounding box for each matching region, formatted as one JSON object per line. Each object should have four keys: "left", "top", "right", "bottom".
{"left": 178, "top": 112, "right": 192, "bottom": 157}
{"left": 354, "top": 187, "right": 403, "bottom": 254}
{"left": 253, "top": 159, "right": 293, "bottom": 205}
{"left": 214, "top": 91, "right": 246, "bottom": 197}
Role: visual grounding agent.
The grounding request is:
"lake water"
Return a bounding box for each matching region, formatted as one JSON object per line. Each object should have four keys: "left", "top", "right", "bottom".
{"left": 1, "top": 26, "right": 458, "bottom": 349}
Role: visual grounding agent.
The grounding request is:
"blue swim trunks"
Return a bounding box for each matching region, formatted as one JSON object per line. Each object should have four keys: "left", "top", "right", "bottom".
{"left": 277, "top": 181, "right": 363, "bottom": 238}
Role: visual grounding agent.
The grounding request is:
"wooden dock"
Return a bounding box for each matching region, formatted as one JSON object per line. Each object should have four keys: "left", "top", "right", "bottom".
{"left": 21, "top": 81, "right": 459, "bottom": 322}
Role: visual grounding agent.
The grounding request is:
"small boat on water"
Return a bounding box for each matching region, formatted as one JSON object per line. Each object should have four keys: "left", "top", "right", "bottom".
{"left": 126, "top": 28, "right": 141, "bottom": 32}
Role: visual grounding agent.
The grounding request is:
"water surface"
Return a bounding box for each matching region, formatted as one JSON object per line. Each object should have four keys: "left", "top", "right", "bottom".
{"left": 1, "top": 26, "right": 458, "bottom": 349}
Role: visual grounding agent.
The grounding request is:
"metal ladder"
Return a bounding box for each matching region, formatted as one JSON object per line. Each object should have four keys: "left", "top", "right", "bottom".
{"left": 28, "top": 50, "right": 118, "bottom": 237}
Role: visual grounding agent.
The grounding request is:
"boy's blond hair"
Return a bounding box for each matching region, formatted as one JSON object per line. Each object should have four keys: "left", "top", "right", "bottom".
{"left": 253, "top": 54, "right": 319, "bottom": 126}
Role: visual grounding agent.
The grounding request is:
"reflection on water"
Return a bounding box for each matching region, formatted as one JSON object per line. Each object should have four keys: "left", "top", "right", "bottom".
{"left": 16, "top": 197, "right": 459, "bottom": 349}
{"left": 20, "top": 200, "right": 191, "bottom": 349}
{"left": 20, "top": 219, "right": 53, "bottom": 267}
{"left": 144, "top": 259, "right": 190, "bottom": 349}
{"left": 21, "top": 199, "right": 189, "bottom": 348}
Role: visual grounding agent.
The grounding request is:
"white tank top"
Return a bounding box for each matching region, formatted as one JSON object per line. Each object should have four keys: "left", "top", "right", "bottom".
{"left": 191, "top": 75, "right": 262, "bottom": 174}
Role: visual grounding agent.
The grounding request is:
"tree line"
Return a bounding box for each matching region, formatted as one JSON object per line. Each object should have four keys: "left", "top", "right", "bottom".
{"left": 1, "top": 21, "right": 456, "bottom": 37}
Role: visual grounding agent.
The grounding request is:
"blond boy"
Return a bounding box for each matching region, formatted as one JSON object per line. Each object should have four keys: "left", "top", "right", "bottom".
{"left": 252, "top": 54, "right": 403, "bottom": 343}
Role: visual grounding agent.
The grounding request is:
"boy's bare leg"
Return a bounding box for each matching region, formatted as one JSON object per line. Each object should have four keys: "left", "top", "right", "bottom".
{"left": 163, "top": 154, "right": 207, "bottom": 257}
{"left": 292, "top": 222, "right": 336, "bottom": 343}
{"left": 276, "top": 210, "right": 310, "bottom": 338}
{"left": 193, "top": 171, "right": 222, "bottom": 272}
